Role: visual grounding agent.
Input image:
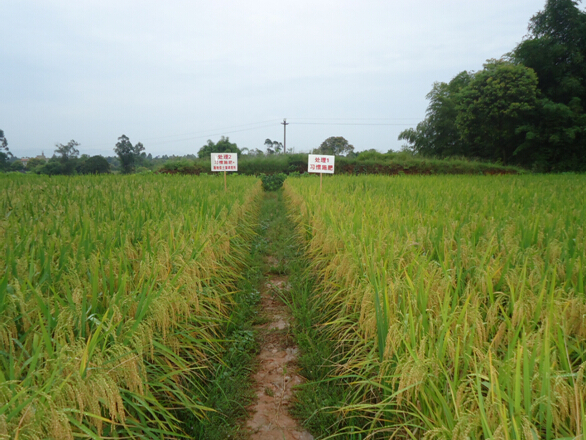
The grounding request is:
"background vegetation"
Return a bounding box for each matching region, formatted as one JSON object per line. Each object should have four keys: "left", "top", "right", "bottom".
{"left": 286, "top": 174, "right": 586, "bottom": 439}
{"left": 0, "top": 174, "right": 262, "bottom": 439}
{"left": 399, "top": 0, "right": 586, "bottom": 172}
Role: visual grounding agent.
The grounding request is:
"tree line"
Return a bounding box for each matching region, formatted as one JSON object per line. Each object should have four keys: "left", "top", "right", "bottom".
{"left": 0, "top": 135, "right": 149, "bottom": 175}
{"left": 399, "top": 0, "right": 586, "bottom": 172}
{"left": 4, "top": 128, "right": 356, "bottom": 175}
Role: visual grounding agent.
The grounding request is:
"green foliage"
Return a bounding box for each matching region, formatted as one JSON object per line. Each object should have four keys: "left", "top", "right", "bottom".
{"left": 456, "top": 60, "right": 539, "bottom": 165}
{"left": 9, "top": 160, "right": 24, "bottom": 172}
{"left": 197, "top": 136, "right": 241, "bottom": 159}
{"left": 158, "top": 158, "right": 206, "bottom": 175}
{"left": 186, "top": 219, "right": 263, "bottom": 440}
{"left": 400, "top": 0, "right": 586, "bottom": 171}
{"left": 25, "top": 157, "right": 46, "bottom": 170}
{"left": 356, "top": 149, "right": 385, "bottom": 161}
{"left": 37, "top": 158, "right": 71, "bottom": 175}
{"left": 510, "top": 0, "right": 586, "bottom": 171}
{"left": 151, "top": 153, "right": 518, "bottom": 177}
{"left": 0, "top": 130, "right": 12, "bottom": 171}
{"left": 260, "top": 172, "right": 287, "bottom": 191}
{"left": 399, "top": 71, "right": 472, "bottom": 157}
{"left": 79, "top": 155, "right": 110, "bottom": 174}
{"left": 0, "top": 129, "right": 9, "bottom": 155}
{"left": 313, "top": 136, "right": 355, "bottom": 156}
{"left": 114, "top": 134, "right": 145, "bottom": 174}
{"left": 0, "top": 174, "right": 262, "bottom": 438}
{"left": 55, "top": 139, "right": 80, "bottom": 162}
{"left": 287, "top": 174, "right": 586, "bottom": 438}
{"left": 239, "top": 154, "right": 289, "bottom": 175}
{"left": 0, "top": 153, "right": 10, "bottom": 171}
{"left": 264, "top": 138, "right": 283, "bottom": 154}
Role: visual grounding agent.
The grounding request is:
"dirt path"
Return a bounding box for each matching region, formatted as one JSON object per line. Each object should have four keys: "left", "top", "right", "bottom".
{"left": 246, "top": 267, "right": 314, "bottom": 440}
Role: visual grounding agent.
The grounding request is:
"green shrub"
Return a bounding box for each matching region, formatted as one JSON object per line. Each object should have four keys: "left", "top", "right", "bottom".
{"left": 260, "top": 173, "right": 287, "bottom": 191}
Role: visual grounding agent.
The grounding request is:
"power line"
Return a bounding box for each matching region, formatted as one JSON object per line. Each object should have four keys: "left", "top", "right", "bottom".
{"left": 147, "top": 123, "right": 277, "bottom": 146}
{"left": 292, "top": 122, "right": 415, "bottom": 126}
{"left": 82, "top": 120, "right": 280, "bottom": 149}
{"left": 79, "top": 117, "right": 420, "bottom": 150}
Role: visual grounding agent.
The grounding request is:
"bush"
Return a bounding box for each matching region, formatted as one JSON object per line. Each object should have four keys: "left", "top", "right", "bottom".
{"left": 158, "top": 159, "right": 206, "bottom": 175}
{"left": 260, "top": 173, "right": 287, "bottom": 191}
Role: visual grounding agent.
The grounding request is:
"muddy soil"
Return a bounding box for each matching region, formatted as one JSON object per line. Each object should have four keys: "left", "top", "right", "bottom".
{"left": 245, "top": 274, "right": 313, "bottom": 440}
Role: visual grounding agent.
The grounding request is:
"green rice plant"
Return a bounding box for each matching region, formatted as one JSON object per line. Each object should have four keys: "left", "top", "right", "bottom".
{"left": 0, "top": 173, "right": 262, "bottom": 439}
{"left": 285, "top": 174, "right": 586, "bottom": 439}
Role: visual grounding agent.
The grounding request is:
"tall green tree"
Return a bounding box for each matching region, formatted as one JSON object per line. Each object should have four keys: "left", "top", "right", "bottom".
{"left": 114, "top": 135, "right": 145, "bottom": 174}
{"left": 313, "top": 136, "right": 355, "bottom": 156}
{"left": 511, "top": 0, "right": 586, "bottom": 170}
{"left": 55, "top": 140, "right": 80, "bottom": 162}
{"left": 456, "top": 60, "right": 539, "bottom": 165}
{"left": 0, "top": 129, "right": 11, "bottom": 171}
{"left": 0, "top": 130, "right": 8, "bottom": 153}
{"left": 197, "top": 136, "right": 240, "bottom": 159}
{"left": 399, "top": 71, "right": 472, "bottom": 157}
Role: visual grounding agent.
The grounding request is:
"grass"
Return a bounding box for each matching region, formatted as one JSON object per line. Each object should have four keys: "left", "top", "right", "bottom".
{"left": 0, "top": 173, "right": 262, "bottom": 439}
{"left": 251, "top": 189, "right": 348, "bottom": 438}
{"left": 186, "top": 202, "right": 265, "bottom": 439}
{"left": 285, "top": 174, "right": 586, "bottom": 439}
{"left": 189, "top": 189, "right": 307, "bottom": 438}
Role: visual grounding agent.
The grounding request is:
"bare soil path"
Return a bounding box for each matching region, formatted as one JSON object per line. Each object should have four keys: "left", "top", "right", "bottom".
{"left": 245, "top": 262, "right": 314, "bottom": 439}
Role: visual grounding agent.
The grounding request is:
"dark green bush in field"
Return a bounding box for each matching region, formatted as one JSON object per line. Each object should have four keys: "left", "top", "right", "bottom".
{"left": 260, "top": 173, "right": 287, "bottom": 191}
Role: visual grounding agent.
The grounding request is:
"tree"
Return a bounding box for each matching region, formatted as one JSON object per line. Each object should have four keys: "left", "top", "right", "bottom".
{"left": 264, "top": 139, "right": 283, "bottom": 154}
{"left": 26, "top": 157, "right": 46, "bottom": 170}
{"left": 55, "top": 140, "right": 80, "bottom": 162}
{"left": 313, "top": 136, "right": 355, "bottom": 156}
{"left": 197, "top": 136, "right": 240, "bottom": 159}
{"left": 114, "top": 135, "right": 145, "bottom": 174}
{"left": 0, "top": 130, "right": 8, "bottom": 154}
{"left": 10, "top": 160, "right": 24, "bottom": 172}
{"left": 79, "top": 155, "right": 111, "bottom": 174}
{"left": 264, "top": 138, "right": 274, "bottom": 154}
{"left": 456, "top": 60, "right": 539, "bottom": 165}
{"left": 0, "top": 130, "right": 11, "bottom": 171}
{"left": 511, "top": 0, "right": 586, "bottom": 170}
{"left": 399, "top": 71, "right": 472, "bottom": 157}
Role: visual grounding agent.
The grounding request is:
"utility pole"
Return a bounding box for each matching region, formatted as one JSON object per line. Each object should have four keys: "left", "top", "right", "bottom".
{"left": 281, "top": 118, "right": 289, "bottom": 154}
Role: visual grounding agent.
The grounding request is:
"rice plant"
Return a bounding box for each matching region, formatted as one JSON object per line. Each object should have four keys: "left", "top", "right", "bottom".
{"left": 285, "top": 174, "right": 586, "bottom": 439}
{"left": 0, "top": 173, "right": 262, "bottom": 439}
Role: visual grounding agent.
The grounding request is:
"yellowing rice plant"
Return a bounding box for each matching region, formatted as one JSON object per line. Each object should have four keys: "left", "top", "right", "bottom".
{"left": 286, "top": 174, "right": 586, "bottom": 439}
{"left": 0, "top": 173, "right": 261, "bottom": 439}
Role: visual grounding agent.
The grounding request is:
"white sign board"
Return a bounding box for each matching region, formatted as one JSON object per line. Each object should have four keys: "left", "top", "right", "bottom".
{"left": 308, "top": 154, "right": 335, "bottom": 174}
{"left": 211, "top": 153, "right": 238, "bottom": 172}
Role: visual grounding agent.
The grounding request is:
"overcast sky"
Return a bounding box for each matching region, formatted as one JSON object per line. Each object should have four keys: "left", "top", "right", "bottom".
{"left": 2, "top": 0, "right": 548, "bottom": 158}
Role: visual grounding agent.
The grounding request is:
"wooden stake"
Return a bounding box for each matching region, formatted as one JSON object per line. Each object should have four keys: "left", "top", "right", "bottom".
{"left": 224, "top": 171, "right": 227, "bottom": 192}
{"left": 320, "top": 172, "right": 323, "bottom": 193}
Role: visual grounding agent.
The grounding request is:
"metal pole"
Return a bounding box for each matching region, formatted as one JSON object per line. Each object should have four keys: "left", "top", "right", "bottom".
{"left": 224, "top": 171, "right": 227, "bottom": 192}
{"left": 320, "top": 172, "right": 322, "bottom": 193}
{"left": 281, "top": 118, "right": 289, "bottom": 154}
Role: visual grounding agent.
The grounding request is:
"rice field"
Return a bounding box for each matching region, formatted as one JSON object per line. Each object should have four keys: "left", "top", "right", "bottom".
{"left": 0, "top": 174, "right": 261, "bottom": 439}
{"left": 285, "top": 174, "right": 586, "bottom": 439}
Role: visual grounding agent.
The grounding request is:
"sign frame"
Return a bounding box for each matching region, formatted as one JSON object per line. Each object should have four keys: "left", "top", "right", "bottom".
{"left": 307, "top": 154, "right": 335, "bottom": 192}
{"left": 307, "top": 154, "right": 335, "bottom": 174}
{"left": 211, "top": 153, "right": 238, "bottom": 192}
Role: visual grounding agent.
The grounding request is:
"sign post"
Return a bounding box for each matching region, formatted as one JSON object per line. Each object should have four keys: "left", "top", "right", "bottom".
{"left": 211, "top": 153, "right": 238, "bottom": 192}
{"left": 307, "top": 154, "right": 335, "bottom": 192}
